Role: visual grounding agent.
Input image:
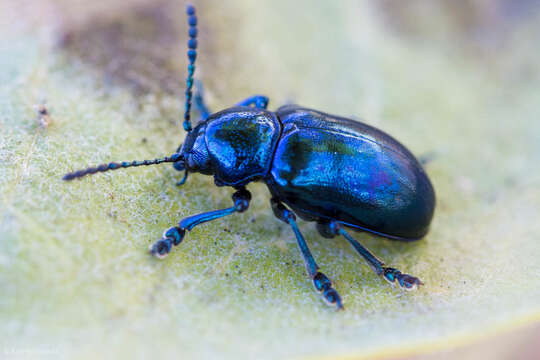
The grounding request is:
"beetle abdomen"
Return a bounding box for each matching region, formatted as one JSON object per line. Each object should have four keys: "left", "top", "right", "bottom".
{"left": 267, "top": 106, "right": 435, "bottom": 240}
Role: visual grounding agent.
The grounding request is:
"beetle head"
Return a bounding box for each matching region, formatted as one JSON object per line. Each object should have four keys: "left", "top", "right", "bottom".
{"left": 175, "top": 121, "right": 212, "bottom": 176}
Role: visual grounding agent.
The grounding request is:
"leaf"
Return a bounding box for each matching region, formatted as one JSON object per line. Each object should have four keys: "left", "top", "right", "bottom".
{"left": 1, "top": 1, "right": 539, "bottom": 359}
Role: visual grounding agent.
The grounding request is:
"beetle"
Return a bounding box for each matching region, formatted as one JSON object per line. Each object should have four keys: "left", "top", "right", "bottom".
{"left": 63, "top": 4, "right": 435, "bottom": 310}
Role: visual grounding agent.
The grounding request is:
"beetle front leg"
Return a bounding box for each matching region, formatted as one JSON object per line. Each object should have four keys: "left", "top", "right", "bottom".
{"left": 320, "top": 221, "right": 423, "bottom": 291}
{"left": 235, "top": 95, "right": 269, "bottom": 109}
{"left": 149, "top": 188, "right": 251, "bottom": 258}
{"left": 271, "top": 199, "right": 343, "bottom": 310}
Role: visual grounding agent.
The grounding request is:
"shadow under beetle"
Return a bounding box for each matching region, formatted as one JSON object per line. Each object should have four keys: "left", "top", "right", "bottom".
{"left": 64, "top": 4, "right": 436, "bottom": 310}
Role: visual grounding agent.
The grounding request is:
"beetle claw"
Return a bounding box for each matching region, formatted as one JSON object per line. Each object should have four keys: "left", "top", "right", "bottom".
{"left": 398, "top": 274, "right": 424, "bottom": 291}
{"left": 323, "top": 288, "right": 344, "bottom": 310}
{"left": 313, "top": 272, "right": 344, "bottom": 310}
{"left": 149, "top": 238, "right": 172, "bottom": 259}
{"left": 149, "top": 226, "right": 186, "bottom": 259}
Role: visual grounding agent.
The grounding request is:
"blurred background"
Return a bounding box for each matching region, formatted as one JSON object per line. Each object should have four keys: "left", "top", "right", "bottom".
{"left": 1, "top": 1, "right": 540, "bottom": 359}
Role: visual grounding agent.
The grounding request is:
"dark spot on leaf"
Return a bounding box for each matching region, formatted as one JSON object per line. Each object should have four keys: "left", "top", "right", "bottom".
{"left": 58, "top": 0, "right": 211, "bottom": 97}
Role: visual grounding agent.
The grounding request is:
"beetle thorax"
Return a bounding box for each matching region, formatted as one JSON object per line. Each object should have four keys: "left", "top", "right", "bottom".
{"left": 181, "top": 107, "right": 282, "bottom": 187}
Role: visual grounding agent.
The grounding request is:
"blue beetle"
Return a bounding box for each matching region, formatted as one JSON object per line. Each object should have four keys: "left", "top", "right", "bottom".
{"left": 64, "top": 4, "right": 435, "bottom": 310}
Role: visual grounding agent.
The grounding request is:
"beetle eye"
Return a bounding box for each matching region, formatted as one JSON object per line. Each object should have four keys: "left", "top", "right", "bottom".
{"left": 185, "top": 153, "right": 197, "bottom": 169}
{"left": 173, "top": 160, "right": 185, "bottom": 171}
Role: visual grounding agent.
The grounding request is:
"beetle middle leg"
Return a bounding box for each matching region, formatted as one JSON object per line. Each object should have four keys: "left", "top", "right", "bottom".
{"left": 271, "top": 199, "right": 343, "bottom": 310}
{"left": 149, "top": 188, "right": 251, "bottom": 258}
{"left": 318, "top": 221, "right": 423, "bottom": 291}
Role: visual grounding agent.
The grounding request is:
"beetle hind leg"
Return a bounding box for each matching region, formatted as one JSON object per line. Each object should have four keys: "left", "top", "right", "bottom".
{"left": 319, "top": 221, "right": 423, "bottom": 291}
{"left": 271, "top": 199, "right": 343, "bottom": 310}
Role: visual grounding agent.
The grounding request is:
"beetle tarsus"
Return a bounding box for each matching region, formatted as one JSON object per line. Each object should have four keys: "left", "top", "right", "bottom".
{"left": 382, "top": 267, "right": 423, "bottom": 290}
{"left": 149, "top": 237, "right": 173, "bottom": 259}
{"left": 313, "top": 272, "right": 343, "bottom": 310}
{"left": 150, "top": 226, "right": 186, "bottom": 259}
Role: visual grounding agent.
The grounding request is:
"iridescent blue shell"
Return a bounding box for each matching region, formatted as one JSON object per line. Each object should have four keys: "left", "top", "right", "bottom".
{"left": 266, "top": 105, "right": 435, "bottom": 240}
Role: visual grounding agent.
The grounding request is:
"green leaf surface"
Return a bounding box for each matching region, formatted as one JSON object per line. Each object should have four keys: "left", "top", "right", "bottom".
{"left": 1, "top": 1, "right": 539, "bottom": 359}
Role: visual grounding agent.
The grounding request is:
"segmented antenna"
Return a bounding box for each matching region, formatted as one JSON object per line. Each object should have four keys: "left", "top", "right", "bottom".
{"left": 63, "top": 153, "right": 183, "bottom": 181}
{"left": 183, "top": 4, "right": 198, "bottom": 132}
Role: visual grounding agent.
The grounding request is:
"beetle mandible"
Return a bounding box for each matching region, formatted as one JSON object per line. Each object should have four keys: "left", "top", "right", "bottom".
{"left": 64, "top": 4, "right": 435, "bottom": 310}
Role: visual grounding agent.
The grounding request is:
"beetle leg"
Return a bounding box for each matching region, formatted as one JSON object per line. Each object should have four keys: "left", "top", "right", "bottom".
{"left": 333, "top": 223, "right": 424, "bottom": 291}
{"left": 271, "top": 199, "right": 343, "bottom": 310}
{"left": 149, "top": 188, "right": 251, "bottom": 258}
{"left": 235, "top": 95, "right": 269, "bottom": 109}
{"left": 194, "top": 80, "right": 211, "bottom": 121}
{"left": 418, "top": 151, "right": 437, "bottom": 166}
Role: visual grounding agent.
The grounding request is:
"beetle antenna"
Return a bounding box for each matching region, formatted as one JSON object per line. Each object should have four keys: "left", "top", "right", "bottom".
{"left": 63, "top": 153, "right": 183, "bottom": 181}
{"left": 183, "top": 4, "right": 198, "bottom": 132}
